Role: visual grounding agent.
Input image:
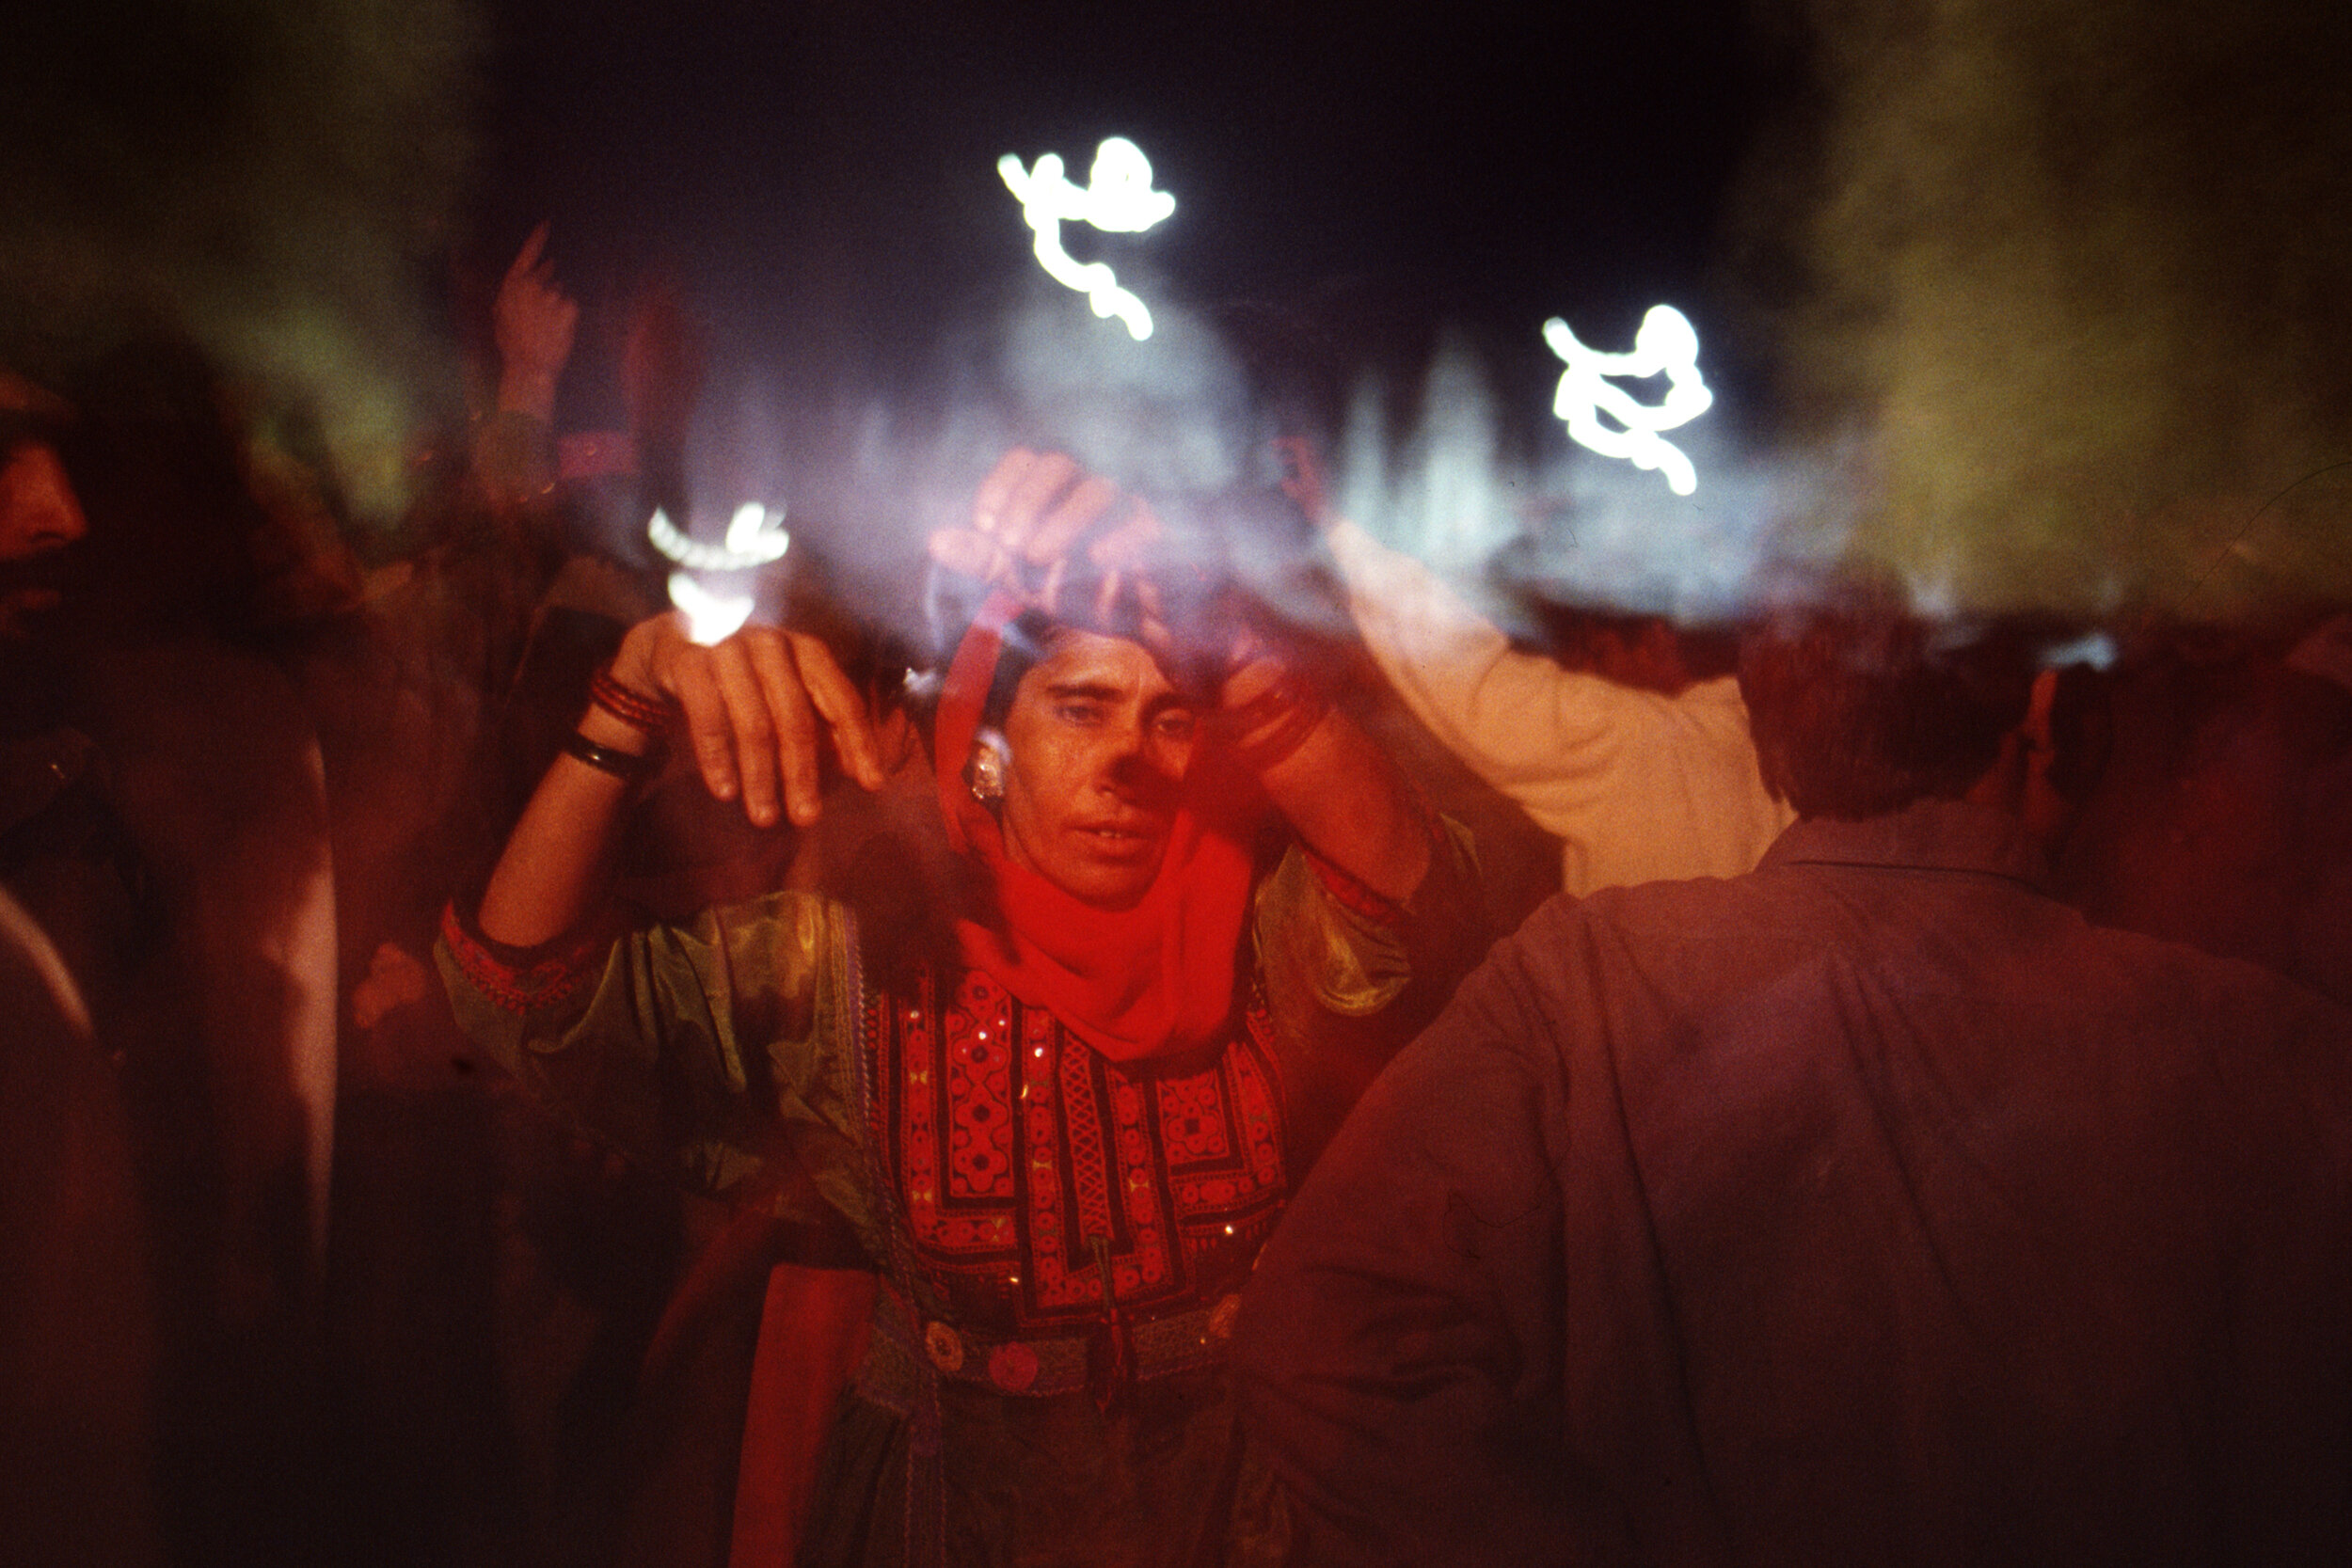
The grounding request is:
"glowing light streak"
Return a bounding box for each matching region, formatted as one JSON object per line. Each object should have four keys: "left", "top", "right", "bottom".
{"left": 2042, "top": 630, "right": 2117, "bottom": 671}
{"left": 1542, "top": 306, "right": 1713, "bottom": 496}
{"left": 998, "top": 136, "right": 1174, "bottom": 341}
{"left": 647, "top": 503, "right": 789, "bottom": 571}
{"left": 667, "top": 571, "right": 755, "bottom": 645}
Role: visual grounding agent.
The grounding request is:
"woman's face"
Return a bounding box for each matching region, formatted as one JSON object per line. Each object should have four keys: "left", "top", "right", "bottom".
{"left": 997, "top": 629, "right": 1198, "bottom": 909}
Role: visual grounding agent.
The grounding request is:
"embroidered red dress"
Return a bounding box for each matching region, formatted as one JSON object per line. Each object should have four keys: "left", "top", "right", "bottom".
{"left": 873, "top": 961, "right": 1285, "bottom": 1379}
{"left": 441, "top": 588, "right": 1484, "bottom": 1564}
{"left": 438, "top": 821, "right": 1480, "bottom": 1568}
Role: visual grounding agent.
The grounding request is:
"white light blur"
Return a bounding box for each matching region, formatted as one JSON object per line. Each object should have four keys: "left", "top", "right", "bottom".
{"left": 2042, "top": 630, "right": 2118, "bottom": 671}
{"left": 667, "top": 571, "right": 755, "bottom": 645}
{"left": 998, "top": 137, "right": 1174, "bottom": 341}
{"left": 647, "top": 503, "right": 790, "bottom": 571}
{"left": 1542, "top": 305, "right": 1714, "bottom": 496}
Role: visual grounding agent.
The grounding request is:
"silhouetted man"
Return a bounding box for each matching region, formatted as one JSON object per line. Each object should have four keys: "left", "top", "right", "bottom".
{"left": 1239, "top": 585, "right": 2352, "bottom": 1567}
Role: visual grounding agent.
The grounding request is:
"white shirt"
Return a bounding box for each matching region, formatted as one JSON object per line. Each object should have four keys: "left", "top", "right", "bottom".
{"left": 1327, "top": 516, "right": 1794, "bottom": 896}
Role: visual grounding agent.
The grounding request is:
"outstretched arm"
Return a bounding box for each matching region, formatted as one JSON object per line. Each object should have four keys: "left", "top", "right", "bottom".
{"left": 1278, "top": 440, "right": 1790, "bottom": 894}
{"left": 493, "top": 222, "right": 579, "bottom": 424}
{"left": 1323, "top": 515, "right": 1660, "bottom": 795}
{"left": 1218, "top": 638, "right": 1432, "bottom": 903}
{"left": 477, "top": 613, "right": 885, "bottom": 948}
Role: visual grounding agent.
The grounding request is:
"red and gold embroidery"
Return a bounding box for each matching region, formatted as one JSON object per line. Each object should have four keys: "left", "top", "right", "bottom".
{"left": 439, "top": 902, "right": 608, "bottom": 1014}
{"left": 868, "top": 965, "right": 1288, "bottom": 1342}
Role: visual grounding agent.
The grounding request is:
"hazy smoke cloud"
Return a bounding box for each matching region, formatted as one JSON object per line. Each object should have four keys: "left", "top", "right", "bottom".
{"left": 0, "top": 0, "right": 481, "bottom": 518}
{"left": 1759, "top": 0, "right": 2352, "bottom": 617}
{"left": 850, "top": 0, "right": 2352, "bottom": 638}
{"left": 1324, "top": 330, "right": 1841, "bottom": 636}
{"left": 699, "top": 282, "right": 1282, "bottom": 653}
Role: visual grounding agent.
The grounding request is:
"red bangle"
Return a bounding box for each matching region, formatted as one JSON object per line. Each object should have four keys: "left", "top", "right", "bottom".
{"left": 589, "top": 662, "right": 676, "bottom": 734}
{"left": 1220, "top": 670, "right": 1334, "bottom": 774}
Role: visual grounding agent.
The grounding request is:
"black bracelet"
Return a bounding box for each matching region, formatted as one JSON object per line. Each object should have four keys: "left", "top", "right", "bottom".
{"left": 561, "top": 731, "right": 661, "bottom": 782}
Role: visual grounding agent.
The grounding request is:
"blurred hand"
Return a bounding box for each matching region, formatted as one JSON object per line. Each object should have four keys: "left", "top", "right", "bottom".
{"left": 928, "top": 447, "right": 1167, "bottom": 629}
{"left": 494, "top": 223, "right": 579, "bottom": 418}
{"left": 350, "top": 942, "right": 433, "bottom": 1032}
{"left": 611, "top": 612, "right": 885, "bottom": 828}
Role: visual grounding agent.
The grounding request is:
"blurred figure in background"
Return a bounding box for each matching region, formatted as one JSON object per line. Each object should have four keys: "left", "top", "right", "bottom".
{"left": 0, "top": 334, "right": 338, "bottom": 1565}
{"left": 1240, "top": 581, "right": 2352, "bottom": 1567}
{"left": 314, "top": 223, "right": 705, "bottom": 1568}
{"left": 1284, "top": 439, "right": 1792, "bottom": 899}
{"left": 2058, "top": 611, "right": 2352, "bottom": 1010}
{"left": 0, "top": 361, "right": 162, "bottom": 1565}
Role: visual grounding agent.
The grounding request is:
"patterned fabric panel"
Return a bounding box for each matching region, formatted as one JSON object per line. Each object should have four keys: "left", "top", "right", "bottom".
{"left": 437, "top": 900, "right": 611, "bottom": 1014}
{"left": 869, "top": 964, "right": 1289, "bottom": 1340}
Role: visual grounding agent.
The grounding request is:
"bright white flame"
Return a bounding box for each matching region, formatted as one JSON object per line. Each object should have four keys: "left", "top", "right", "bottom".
{"left": 667, "top": 571, "right": 755, "bottom": 645}
{"left": 998, "top": 136, "right": 1174, "bottom": 341}
{"left": 648, "top": 504, "right": 790, "bottom": 571}
{"left": 1542, "top": 305, "right": 1713, "bottom": 496}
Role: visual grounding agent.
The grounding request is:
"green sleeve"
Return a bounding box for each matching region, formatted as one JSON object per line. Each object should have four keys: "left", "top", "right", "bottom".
{"left": 1250, "top": 817, "right": 1488, "bottom": 1176}
{"left": 436, "top": 893, "right": 877, "bottom": 1238}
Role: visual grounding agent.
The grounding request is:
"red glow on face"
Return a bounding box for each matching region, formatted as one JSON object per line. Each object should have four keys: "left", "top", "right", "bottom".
{"left": 0, "top": 443, "right": 87, "bottom": 562}
{"left": 998, "top": 631, "right": 1197, "bottom": 910}
{"left": 0, "top": 441, "right": 87, "bottom": 638}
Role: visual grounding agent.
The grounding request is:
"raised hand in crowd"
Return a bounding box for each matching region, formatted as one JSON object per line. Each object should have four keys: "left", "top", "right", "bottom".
{"left": 475, "top": 609, "right": 885, "bottom": 949}
{"left": 929, "top": 445, "right": 1166, "bottom": 630}
{"left": 493, "top": 222, "right": 579, "bottom": 423}
{"left": 611, "top": 612, "right": 888, "bottom": 830}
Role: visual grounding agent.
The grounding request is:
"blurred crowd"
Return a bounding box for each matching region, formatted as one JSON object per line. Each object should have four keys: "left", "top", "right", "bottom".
{"left": 3, "top": 219, "right": 2350, "bottom": 1568}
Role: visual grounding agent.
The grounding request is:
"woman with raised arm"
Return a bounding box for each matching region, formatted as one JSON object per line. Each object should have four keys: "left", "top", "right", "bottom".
{"left": 437, "top": 448, "right": 1484, "bottom": 1567}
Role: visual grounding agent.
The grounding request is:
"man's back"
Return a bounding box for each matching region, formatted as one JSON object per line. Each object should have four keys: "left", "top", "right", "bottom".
{"left": 1240, "top": 799, "right": 2352, "bottom": 1566}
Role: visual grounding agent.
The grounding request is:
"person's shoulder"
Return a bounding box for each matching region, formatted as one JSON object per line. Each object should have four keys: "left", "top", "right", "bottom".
{"left": 1520, "top": 862, "right": 1786, "bottom": 945}
{"left": 1465, "top": 871, "right": 1786, "bottom": 1020}
{"left": 2071, "top": 912, "right": 2352, "bottom": 1042}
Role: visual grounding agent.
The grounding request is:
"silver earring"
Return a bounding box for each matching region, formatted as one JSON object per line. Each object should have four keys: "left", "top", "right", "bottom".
{"left": 967, "top": 735, "right": 1007, "bottom": 803}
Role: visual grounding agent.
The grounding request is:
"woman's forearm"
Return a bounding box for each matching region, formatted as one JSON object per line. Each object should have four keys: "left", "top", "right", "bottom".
{"left": 475, "top": 702, "right": 656, "bottom": 947}
{"left": 476, "top": 611, "right": 885, "bottom": 946}
{"left": 1227, "top": 655, "right": 1432, "bottom": 906}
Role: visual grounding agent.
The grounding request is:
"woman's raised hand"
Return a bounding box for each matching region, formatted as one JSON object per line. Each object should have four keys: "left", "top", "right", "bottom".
{"left": 930, "top": 448, "right": 1164, "bottom": 627}
{"left": 612, "top": 612, "right": 886, "bottom": 829}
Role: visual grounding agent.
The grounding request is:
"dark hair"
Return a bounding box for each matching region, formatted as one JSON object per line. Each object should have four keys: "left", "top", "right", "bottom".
{"left": 54, "top": 334, "right": 278, "bottom": 641}
{"left": 1738, "top": 579, "right": 2042, "bottom": 820}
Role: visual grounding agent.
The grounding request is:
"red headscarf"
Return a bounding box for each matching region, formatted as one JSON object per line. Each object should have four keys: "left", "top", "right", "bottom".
{"left": 931, "top": 590, "right": 1259, "bottom": 1062}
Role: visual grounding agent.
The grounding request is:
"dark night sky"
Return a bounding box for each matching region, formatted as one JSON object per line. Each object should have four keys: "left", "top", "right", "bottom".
{"left": 0, "top": 0, "right": 1815, "bottom": 600}
{"left": 471, "top": 0, "right": 1773, "bottom": 425}
{"left": 14, "top": 0, "right": 2337, "bottom": 610}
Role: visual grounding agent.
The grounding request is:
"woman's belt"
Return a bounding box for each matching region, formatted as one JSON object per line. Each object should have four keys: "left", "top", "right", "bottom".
{"left": 865, "top": 1284, "right": 1245, "bottom": 1402}
{"left": 923, "top": 1291, "right": 1245, "bottom": 1397}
